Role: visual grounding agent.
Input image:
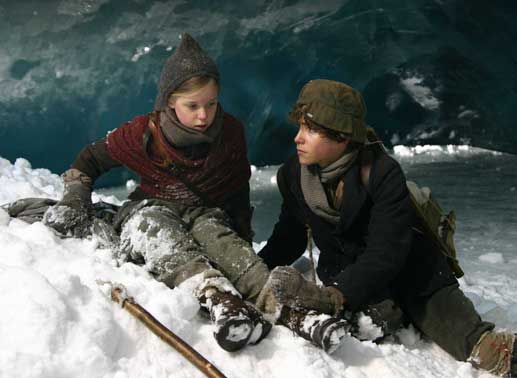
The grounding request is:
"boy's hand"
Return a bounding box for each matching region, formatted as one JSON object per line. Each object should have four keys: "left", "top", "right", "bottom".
{"left": 256, "top": 266, "right": 345, "bottom": 318}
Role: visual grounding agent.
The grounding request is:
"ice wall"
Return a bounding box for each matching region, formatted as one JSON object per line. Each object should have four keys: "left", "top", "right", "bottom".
{"left": 1, "top": 0, "right": 516, "bottom": 186}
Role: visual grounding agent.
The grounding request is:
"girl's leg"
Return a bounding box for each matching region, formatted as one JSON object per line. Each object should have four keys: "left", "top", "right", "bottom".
{"left": 118, "top": 204, "right": 271, "bottom": 350}
{"left": 189, "top": 207, "right": 270, "bottom": 302}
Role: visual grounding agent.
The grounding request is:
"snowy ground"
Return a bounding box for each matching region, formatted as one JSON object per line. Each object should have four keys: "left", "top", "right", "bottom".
{"left": 0, "top": 146, "right": 516, "bottom": 378}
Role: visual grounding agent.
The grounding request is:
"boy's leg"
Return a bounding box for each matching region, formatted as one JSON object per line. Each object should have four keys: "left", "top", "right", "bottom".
{"left": 402, "top": 283, "right": 494, "bottom": 361}
{"left": 189, "top": 207, "right": 270, "bottom": 302}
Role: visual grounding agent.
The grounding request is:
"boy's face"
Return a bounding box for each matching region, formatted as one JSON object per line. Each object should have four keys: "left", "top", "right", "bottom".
{"left": 294, "top": 117, "right": 349, "bottom": 168}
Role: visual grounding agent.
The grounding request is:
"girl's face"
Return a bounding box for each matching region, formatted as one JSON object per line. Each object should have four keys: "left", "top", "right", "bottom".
{"left": 169, "top": 80, "right": 219, "bottom": 131}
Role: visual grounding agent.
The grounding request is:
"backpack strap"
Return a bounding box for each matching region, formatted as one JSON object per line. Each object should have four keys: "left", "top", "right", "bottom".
{"left": 359, "top": 126, "right": 386, "bottom": 191}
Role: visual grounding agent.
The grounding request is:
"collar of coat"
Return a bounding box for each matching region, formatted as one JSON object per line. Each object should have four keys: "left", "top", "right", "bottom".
{"left": 291, "top": 151, "right": 372, "bottom": 232}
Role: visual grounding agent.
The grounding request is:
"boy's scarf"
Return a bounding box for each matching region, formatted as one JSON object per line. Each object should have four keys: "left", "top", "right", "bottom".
{"left": 300, "top": 151, "right": 359, "bottom": 224}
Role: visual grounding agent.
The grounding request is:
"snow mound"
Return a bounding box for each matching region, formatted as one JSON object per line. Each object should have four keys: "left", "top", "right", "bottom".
{"left": 0, "top": 157, "right": 63, "bottom": 204}
{"left": 393, "top": 144, "right": 503, "bottom": 162}
{"left": 478, "top": 253, "right": 505, "bottom": 264}
{"left": 0, "top": 155, "right": 506, "bottom": 378}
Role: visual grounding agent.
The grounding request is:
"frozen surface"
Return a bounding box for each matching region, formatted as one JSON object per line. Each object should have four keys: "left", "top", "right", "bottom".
{"left": 0, "top": 146, "right": 516, "bottom": 378}
{"left": 2, "top": 1, "right": 517, "bottom": 182}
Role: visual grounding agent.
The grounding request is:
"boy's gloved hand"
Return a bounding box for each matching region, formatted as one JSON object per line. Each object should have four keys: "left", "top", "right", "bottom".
{"left": 256, "top": 266, "right": 345, "bottom": 318}
{"left": 43, "top": 169, "right": 93, "bottom": 238}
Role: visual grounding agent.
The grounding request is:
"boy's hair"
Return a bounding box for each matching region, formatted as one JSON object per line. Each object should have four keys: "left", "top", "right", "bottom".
{"left": 169, "top": 76, "right": 219, "bottom": 102}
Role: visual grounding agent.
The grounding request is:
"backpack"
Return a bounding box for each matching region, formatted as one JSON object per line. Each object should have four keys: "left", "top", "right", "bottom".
{"left": 360, "top": 128, "right": 464, "bottom": 278}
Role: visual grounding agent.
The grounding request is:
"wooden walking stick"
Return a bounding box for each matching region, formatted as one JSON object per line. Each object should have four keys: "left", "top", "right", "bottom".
{"left": 101, "top": 281, "right": 227, "bottom": 378}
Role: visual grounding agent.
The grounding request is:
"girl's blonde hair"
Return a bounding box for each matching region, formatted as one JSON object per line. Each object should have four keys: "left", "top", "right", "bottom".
{"left": 168, "top": 76, "right": 219, "bottom": 103}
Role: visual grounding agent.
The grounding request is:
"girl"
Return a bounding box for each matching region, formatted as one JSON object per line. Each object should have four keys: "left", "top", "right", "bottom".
{"left": 43, "top": 33, "right": 271, "bottom": 352}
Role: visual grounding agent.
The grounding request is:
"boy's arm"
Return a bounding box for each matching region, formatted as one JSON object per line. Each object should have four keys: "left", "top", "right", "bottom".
{"left": 332, "top": 159, "right": 414, "bottom": 310}
{"left": 258, "top": 164, "right": 308, "bottom": 269}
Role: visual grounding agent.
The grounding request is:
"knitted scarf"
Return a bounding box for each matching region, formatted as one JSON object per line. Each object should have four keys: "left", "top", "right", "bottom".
{"left": 106, "top": 112, "right": 250, "bottom": 206}
{"left": 300, "top": 151, "right": 359, "bottom": 224}
{"left": 159, "top": 105, "right": 223, "bottom": 148}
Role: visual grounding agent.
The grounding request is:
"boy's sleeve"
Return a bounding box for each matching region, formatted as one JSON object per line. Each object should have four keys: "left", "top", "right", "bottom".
{"left": 258, "top": 164, "right": 308, "bottom": 269}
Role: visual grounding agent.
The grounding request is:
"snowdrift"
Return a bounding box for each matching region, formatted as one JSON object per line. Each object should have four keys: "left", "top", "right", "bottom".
{"left": 0, "top": 154, "right": 512, "bottom": 378}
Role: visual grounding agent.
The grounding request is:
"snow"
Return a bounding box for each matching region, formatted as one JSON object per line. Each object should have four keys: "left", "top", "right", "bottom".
{"left": 393, "top": 144, "right": 502, "bottom": 159}
{"left": 0, "top": 157, "right": 62, "bottom": 203}
{"left": 0, "top": 152, "right": 514, "bottom": 378}
{"left": 400, "top": 76, "right": 440, "bottom": 110}
{"left": 119, "top": 205, "right": 191, "bottom": 273}
{"left": 355, "top": 313, "right": 384, "bottom": 342}
{"left": 125, "top": 179, "right": 137, "bottom": 192}
{"left": 478, "top": 253, "right": 505, "bottom": 264}
{"left": 131, "top": 46, "right": 153, "bottom": 62}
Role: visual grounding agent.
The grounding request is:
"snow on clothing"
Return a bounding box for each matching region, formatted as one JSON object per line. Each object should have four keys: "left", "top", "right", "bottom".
{"left": 69, "top": 111, "right": 269, "bottom": 300}
{"left": 73, "top": 110, "right": 253, "bottom": 242}
{"left": 258, "top": 148, "right": 494, "bottom": 360}
{"left": 114, "top": 200, "right": 267, "bottom": 301}
{"left": 258, "top": 150, "right": 457, "bottom": 308}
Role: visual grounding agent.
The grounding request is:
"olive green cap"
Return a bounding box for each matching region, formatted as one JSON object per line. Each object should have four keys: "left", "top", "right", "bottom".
{"left": 290, "top": 79, "right": 367, "bottom": 143}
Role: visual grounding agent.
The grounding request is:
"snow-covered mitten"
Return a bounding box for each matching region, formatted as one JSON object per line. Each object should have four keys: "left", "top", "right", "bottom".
{"left": 43, "top": 169, "right": 93, "bottom": 238}
{"left": 256, "top": 266, "right": 345, "bottom": 318}
{"left": 43, "top": 204, "right": 91, "bottom": 237}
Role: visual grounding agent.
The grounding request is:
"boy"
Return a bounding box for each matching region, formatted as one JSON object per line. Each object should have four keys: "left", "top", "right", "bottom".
{"left": 257, "top": 79, "right": 515, "bottom": 376}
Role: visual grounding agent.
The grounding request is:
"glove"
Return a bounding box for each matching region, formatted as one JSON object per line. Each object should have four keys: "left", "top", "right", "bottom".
{"left": 256, "top": 266, "right": 345, "bottom": 319}
{"left": 43, "top": 169, "right": 93, "bottom": 237}
{"left": 325, "top": 286, "right": 347, "bottom": 316}
{"left": 43, "top": 204, "right": 92, "bottom": 237}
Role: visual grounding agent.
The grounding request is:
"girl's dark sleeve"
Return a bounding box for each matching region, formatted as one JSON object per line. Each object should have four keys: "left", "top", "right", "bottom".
{"left": 71, "top": 138, "right": 122, "bottom": 182}
{"left": 258, "top": 165, "right": 308, "bottom": 269}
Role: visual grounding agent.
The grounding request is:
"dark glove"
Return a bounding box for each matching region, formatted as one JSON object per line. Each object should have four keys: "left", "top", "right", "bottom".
{"left": 43, "top": 169, "right": 93, "bottom": 237}
{"left": 256, "top": 266, "right": 345, "bottom": 318}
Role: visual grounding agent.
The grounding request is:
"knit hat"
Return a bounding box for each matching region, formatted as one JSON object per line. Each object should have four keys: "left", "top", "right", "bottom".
{"left": 289, "top": 79, "right": 367, "bottom": 143}
{"left": 154, "top": 33, "right": 220, "bottom": 111}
